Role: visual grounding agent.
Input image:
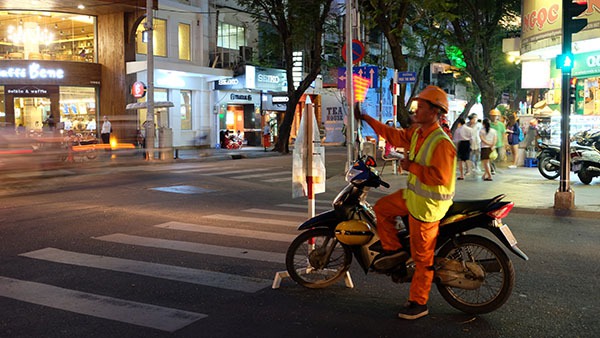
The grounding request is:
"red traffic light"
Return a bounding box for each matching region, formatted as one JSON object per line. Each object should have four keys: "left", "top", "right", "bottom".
{"left": 563, "top": 0, "right": 588, "bottom": 35}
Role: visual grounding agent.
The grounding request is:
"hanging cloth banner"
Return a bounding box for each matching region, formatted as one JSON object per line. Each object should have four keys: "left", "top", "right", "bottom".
{"left": 292, "top": 102, "right": 326, "bottom": 199}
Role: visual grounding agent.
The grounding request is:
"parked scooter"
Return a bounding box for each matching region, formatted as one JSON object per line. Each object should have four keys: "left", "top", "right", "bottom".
{"left": 573, "top": 149, "right": 600, "bottom": 184}
{"left": 536, "top": 142, "right": 591, "bottom": 180}
{"left": 286, "top": 157, "right": 528, "bottom": 314}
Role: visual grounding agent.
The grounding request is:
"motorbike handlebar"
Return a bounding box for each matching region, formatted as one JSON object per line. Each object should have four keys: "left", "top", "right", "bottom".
{"left": 380, "top": 181, "right": 390, "bottom": 188}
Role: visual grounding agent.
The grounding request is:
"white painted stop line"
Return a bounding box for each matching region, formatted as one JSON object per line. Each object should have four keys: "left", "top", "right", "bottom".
{"left": 19, "top": 248, "right": 271, "bottom": 293}
{"left": 0, "top": 276, "right": 206, "bottom": 332}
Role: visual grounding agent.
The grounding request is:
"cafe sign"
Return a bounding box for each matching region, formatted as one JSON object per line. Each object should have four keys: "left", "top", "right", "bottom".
{"left": 0, "top": 62, "right": 64, "bottom": 80}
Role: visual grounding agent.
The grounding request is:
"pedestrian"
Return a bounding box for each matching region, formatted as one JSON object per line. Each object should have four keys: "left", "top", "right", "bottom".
{"left": 100, "top": 116, "right": 112, "bottom": 151}
{"left": 263, "top": 123, "right": 271, "bottom": 151}
{"left": 467, "top": 114, "right": 482, "bottom": 174}
{"left": 488, "top": 109, "right": 505, "bottom": 174}
{"left": 480, "top": 118, "right": 498, "bottom": 181}
{"left": 452, "top": 117, "right": 474, "bottom": 180}
{"left": 355, "top": 85, "right": 456, "bottom": 320}
{"left": 506, "top": 113, "right": 522, "bottom": 168}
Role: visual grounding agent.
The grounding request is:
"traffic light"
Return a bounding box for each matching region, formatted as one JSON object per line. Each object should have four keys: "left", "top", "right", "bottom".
{"left": 557, "top": 53, "right": 575, "bottom": 71}
{"left": 569, "top": 77, "right": 577, "bottom": 105}
{"left": 563, "top": 0, "right": 588, "bottom": 36}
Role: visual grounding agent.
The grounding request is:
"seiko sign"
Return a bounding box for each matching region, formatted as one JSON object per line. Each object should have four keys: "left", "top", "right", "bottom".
{"left": 0, "top": 63, "right": 65, "bottom": 80}
{"left": 257, "top": 74, "right": 281, "bottom": 84}
{"left": 219, "top": 78, "right": 239, "bottom": 86}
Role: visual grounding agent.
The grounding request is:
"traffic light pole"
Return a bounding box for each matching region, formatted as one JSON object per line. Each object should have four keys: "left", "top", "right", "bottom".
{"left": 554, "top": 0, "right": 587, "bottom": 209}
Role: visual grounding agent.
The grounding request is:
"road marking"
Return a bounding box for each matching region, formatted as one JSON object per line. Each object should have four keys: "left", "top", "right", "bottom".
{"left": 202, "top": 168, "right": 271, "bottom": 176}
{"left": 262, "top": 177, "right": 291, "bottom": 183}
{"left": 0, "top": 276, "right": 206, "bottom": 332}
{"left": 235, "top": 171, "right": 289, "bottom": 179}
{"left": 277, "top": 203, "right": 331, "bottom": 211}
{"left": 154, "top": 222, "right": 296, "bottom": 242}
{"left": 202, "top": 214, "right": 299, "bottom": 227}
{"left": 171, "top": 167, "right": 227, "bottom": 174}
{"left": 150, "top": 185, "right": 214, "bottom": 194}
{"left": 20, "top": 248, "right": 271, "bottom": 293}
{"left": 243, "top": 208, "right": 309, "bottom": 218}
{"left": 94, "top": 233, "right": 285, "bottom": 264}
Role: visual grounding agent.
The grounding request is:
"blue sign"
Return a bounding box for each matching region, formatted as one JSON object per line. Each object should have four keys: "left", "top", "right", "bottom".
{"left": 397, "top": 71, "right": 417, "bottom": 83}
{"left": 337, "top": 66, "right": 379, "bottom": 89}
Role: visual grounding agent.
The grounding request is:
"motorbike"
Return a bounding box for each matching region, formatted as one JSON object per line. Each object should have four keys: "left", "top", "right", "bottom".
{"left": 285, "top": 157, "right": 528, "bottom": 314}
{"left": 573, "top": 148, "right": 600, "bottom": 185}
{"left": 536, "top": 142, "right": 593, "bottom": 180}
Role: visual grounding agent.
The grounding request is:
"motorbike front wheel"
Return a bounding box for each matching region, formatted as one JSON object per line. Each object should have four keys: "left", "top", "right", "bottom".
{"left": 285, "top": 228, "right": 352, "bottom": 289}
{"left": 435, "top": 235, "right": 515, "bottom": 314}
{"left": 538, "top": 155, "right": 560, "bottom": 180}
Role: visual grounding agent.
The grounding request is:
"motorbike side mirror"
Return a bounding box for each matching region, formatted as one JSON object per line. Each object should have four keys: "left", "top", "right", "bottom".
{"left": 365, "top": 156, "right": 377, "bottom": 167}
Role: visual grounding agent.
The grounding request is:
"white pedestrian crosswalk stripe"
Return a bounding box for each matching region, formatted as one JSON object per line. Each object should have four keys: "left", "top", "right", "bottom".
{"left": 4, "top": 203, "right": 318, "bottom": 332}
{"left": 262, "top": 177, "right": 292, "bottom": 182}
{"left": 202, "top": 214, "right": 300, "bottom": 227}
{"left": 0, "top": 276, "right": 207, "bottom": 332}
{"left": 154, "top": 221, "right": 296, "bottom": 242}
{"left": 94, "top": 233, "right": 285, "bottom": 263}
{"left": 20, "top": 248, "right": 272, "bottom": 293}
{"left": 243, "top": 208, "right": 308, "bottom": 218}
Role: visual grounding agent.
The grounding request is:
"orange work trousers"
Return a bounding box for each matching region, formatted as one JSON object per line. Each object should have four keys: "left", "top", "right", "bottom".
{"left": 373, "top": 189, "right": 440, "bottom": 305}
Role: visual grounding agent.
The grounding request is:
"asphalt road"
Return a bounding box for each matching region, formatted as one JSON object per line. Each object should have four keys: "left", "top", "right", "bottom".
{"left": 0, "top": 152, "right": 598, "bottom": 337}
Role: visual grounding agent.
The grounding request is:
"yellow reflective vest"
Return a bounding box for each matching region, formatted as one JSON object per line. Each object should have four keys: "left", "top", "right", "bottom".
{"left": 405, "top": 127, "right": 456, "bottom": 222}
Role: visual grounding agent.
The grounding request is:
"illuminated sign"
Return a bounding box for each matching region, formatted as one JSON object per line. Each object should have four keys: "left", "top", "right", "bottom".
{"left": 131, "top": 81, "right": 146, "bottom": 98}
{"left": 218, "top": 78, "right": 239, "bottom": 85}
{"left": 272, "top": 96, "right": 289, "bottom": 103}
{"left": 0, "top": 63, "right": 64, "bottom": 80}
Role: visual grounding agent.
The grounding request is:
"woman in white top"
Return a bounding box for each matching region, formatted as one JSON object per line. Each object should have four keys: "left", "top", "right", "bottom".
{"left": 479, "top": 118, "right": 498, "bottom": 181}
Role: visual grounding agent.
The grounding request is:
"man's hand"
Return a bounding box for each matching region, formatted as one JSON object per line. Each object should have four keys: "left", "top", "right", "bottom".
{"left": 353, "top": 102, "right": 364, "bottom": 121}
{"left": 400, "top": 157, "right": 411, "bottom": 172}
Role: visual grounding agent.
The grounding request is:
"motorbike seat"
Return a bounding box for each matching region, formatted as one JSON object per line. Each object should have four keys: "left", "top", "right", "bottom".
{"left": 445, "top": 194, "right": 506, "bottom": 217}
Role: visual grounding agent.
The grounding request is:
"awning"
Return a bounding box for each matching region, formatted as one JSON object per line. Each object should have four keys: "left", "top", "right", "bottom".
{"left": 125, "top": 101, "right": 174, "bottom": 110}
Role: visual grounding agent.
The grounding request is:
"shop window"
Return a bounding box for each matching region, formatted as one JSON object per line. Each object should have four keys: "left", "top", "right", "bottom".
{"left": 0, "top": 11, "right": 96, "bottom": 62}
{"left": 136, "top": 18, "right": 167, "bottom": 57}
{"left": 178, "top": 23, "right": 191, "bottom": 61}
{"left": 217, "top": 22, "right": 246, "bottom": 50}
{"left": 180, "top": 90, "right": 192, "bottom": 130}
{"left": 59, "top": 87, "right": 97, "bottom": 135}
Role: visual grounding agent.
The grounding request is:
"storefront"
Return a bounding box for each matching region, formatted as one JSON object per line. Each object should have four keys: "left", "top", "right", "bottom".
{"left": 0, "top": 60, "right": 101, "bottom": 135}
{"left": 213, "top": 65, "right": 289, "bottom": 147}
{"left": 520, "top": 0, "right": 600, "bottom": 142}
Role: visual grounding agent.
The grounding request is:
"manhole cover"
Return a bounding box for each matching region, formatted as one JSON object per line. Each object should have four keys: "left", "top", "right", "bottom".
{"left": 150, "top": 185, "right": 214, "bottom": 194}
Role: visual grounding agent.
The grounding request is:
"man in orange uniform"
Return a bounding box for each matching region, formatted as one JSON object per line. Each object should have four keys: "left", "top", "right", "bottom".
{"left": 355, "top": 85, "right": 456, "bottom": 320}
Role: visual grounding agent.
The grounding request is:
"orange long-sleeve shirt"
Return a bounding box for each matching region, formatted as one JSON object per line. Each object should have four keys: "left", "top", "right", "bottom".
{"left": 363, "top": 115, "right": 456, "bottom": 187}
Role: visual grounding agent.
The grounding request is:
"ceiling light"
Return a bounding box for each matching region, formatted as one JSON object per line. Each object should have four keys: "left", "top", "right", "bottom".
{"left": 77, "top": 4, "right": 85, "bottom": 10}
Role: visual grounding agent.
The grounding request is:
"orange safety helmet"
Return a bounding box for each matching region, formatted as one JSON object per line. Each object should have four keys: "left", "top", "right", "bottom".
{"left": 415, "top": 85, "right": 449, "bottom": 114}
{"left": 489, "top": 109, "right": 501, "bottom": 116}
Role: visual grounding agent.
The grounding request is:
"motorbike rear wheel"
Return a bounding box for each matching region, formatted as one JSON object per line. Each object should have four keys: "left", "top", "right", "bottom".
{"left": 435, "top": 235, "right": 515, "bottom": 314}
{"left": 286, "top": 228, "right": 352, "bottom": 289}
{"left": 577, "top": 164, "right": 593, "bottom": 185}
{"left": 538, "top": 156, "right": 560, "bottom": 180}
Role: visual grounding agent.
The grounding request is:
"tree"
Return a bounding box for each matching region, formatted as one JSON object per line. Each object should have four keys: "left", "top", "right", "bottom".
{"left": 445, "top": 0, "right": 521, "bottom": 116}
{"left": 358, "top": 0, "right": 451, "bottom": 127}
{"left": 237, "top": 0, "right": 336, "bottom": 153}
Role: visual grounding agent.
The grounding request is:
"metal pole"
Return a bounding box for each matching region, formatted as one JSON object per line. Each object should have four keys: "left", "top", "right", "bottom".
{"left": 306, "top": 101, "right": 315, "bottom": 218}
{"left": 145, "top": 0, "right": 155, "bottom": 160}
{"left": 554, "top": 0, "right": 574, "bottom": 209}
{"left": 345, "top": 0, "right": 354, "bottom": 169}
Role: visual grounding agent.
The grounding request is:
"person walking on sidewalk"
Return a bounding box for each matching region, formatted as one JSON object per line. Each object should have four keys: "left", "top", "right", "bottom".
{"left": 452, "top": 117, "right": 474, "bottom": 180}
{"left": 100, "top": 116, "right": 112, "bottom": 152}
{"left": 467, "top": 113, "right": 482, "bottom": 174}
{"left": 506, "top": 113, "right": 522, "bottom": 168}
{"left": 480, "top": 118, "right": 498, "bottom": 181}
{"left": 489, "top": 109, "right": 505, "bottom": 173}
{"left": 355, "top": 85, "right": 456, "bottom": 320}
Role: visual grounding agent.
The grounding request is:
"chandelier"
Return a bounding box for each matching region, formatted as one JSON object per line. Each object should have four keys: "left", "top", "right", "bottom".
{"left": 7, "top": 24, "right": 55, "bottom": 46}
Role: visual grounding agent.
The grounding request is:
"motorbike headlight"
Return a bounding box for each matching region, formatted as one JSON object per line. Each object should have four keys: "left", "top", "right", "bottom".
{"left": 345, "top": 167, "right": 362, "bottom": 182}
